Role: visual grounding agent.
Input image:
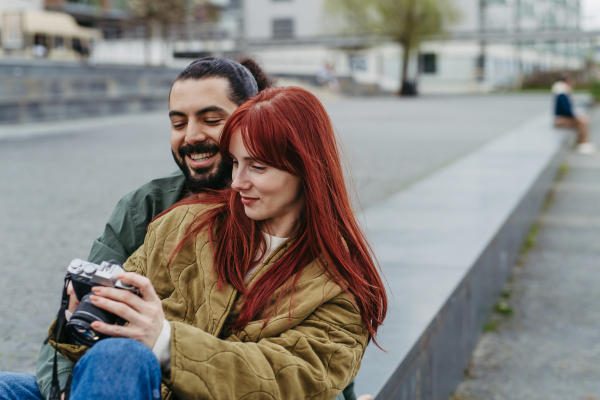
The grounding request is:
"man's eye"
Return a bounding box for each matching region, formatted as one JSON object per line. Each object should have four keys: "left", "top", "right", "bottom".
{"left": 173, "top": 123, "right": 186, "bottom": 129}
{"left": 205, "top": 119, "right": 222, "bottom": 124}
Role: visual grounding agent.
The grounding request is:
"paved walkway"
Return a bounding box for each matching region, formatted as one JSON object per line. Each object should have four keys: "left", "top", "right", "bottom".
{"left": 454, "top": 113, "right": 600, "bottom": 400}
{"left": 0, "top": 94, "right": 556, "bottom": 374}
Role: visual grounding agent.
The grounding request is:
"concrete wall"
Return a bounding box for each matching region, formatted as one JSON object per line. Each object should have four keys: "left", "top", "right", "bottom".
{"left": 0, "top": 61, "right": 179, "bottom": 124}
{"left": 354, "top": 114, "right": 570, "bottom": 399}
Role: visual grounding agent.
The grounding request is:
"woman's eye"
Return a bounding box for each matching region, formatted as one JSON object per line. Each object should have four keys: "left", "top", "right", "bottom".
{"left": 252, "top": 165, "right": 266, "bottom": 171}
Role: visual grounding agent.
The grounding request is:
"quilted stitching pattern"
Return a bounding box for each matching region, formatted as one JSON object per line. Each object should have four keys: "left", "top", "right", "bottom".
{"left": 51, "top": 204, "right": 368, "bottom": 400}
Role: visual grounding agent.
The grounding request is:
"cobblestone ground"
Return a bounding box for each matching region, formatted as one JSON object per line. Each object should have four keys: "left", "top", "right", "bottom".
{"left": 454, "top": 111, "right": 600, "bottom": 400}
{"left": 0, "top": 94, "right": 550, "bottom": 374}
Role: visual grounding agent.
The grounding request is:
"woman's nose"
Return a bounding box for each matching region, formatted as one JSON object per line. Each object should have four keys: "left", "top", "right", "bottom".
{"left": 231, "top": 168, "right": 251, "bottom": 192}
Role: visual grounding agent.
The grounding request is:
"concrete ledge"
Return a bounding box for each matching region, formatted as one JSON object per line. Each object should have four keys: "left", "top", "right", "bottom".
{"left": 0, "top": 61, "right": 179, "bottom": 124}
{"left": 355, "top": 114, "right": 568, "bottom": 399}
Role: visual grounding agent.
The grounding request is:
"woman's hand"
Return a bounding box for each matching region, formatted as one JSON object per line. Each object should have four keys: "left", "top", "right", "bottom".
{"left": 88, "top": 273, "right": 165, "bottom": 349}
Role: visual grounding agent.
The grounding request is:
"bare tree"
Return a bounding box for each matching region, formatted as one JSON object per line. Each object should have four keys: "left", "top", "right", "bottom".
{"left": 326, "top": 0, "right": 460, "bottom": 95}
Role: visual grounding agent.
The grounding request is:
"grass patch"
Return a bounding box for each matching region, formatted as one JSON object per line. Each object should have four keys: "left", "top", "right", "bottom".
{"left": 494, "top": 301, "right": 514, "bottom": 316}
{"left": 523, "top": 222, "right": 540, "bottom": 253}
{"left": 557, "top": 163, "right": 569, "bottom": 180}
{"left": 483, "top": 320, "right": 500, "bottom": 333}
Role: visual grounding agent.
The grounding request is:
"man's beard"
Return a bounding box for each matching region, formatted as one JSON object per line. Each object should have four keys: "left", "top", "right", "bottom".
{"left": 172, "top": 142, "right": 232, "bottom": 193}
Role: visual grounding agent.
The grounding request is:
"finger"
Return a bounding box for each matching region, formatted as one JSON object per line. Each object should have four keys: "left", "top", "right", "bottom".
{"left": 90, "top": 320, "right": 133, "bottom": 339}
{"left": 116, "top": 273, "right": 161, "bottom": 302}
{"left": 91, "top": 286, "right": 147, "bottom": 314}
{"left": 89, "top": 295, "right": 144, "bottom": 326}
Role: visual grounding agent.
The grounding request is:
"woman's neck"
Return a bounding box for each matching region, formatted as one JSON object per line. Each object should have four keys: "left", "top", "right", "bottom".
{"left": 260, "top": 216, "right": 301, "bottom": 238}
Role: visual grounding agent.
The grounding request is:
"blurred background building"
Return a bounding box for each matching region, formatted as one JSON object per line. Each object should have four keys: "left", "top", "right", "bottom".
{"left": 0, "top": 0, "right": 596, "bottom": 95}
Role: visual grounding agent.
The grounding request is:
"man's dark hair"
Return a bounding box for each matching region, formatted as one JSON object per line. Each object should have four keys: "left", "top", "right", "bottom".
{"left": 175, "top": 57, "right": 274, "bottom": 105}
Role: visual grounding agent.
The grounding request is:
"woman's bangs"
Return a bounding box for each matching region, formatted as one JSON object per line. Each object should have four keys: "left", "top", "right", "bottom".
{"left": 239, "top": 106, "right": 291, "bottom": 172}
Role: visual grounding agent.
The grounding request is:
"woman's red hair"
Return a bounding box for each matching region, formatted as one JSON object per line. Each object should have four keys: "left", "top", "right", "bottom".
{"left": 160, "top": 86, "right": 387, "bottom": 344}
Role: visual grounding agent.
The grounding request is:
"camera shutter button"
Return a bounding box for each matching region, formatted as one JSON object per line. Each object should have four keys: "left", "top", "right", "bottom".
{"left": 84, "top": 265, "right": 96, "bottom": 275}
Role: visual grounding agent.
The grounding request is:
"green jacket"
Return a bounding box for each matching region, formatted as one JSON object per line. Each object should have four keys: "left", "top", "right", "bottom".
{"left": 36, "top": 170, "right": 187, "bottom": 399}
{"left": 48, "top": 204, "right": 367, "bottom": 400}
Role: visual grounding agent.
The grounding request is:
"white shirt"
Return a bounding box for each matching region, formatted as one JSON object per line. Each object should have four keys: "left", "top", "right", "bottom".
{"left": 152, "top": 231, "right": 288, "bottom": 372}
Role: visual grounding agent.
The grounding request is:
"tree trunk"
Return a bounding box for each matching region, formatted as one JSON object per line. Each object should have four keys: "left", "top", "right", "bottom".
{"left": 144, "top": 20, "right": 152, "bottom": 67}
{"left": 398, "top": 39, "right": 412, "bottom": 96}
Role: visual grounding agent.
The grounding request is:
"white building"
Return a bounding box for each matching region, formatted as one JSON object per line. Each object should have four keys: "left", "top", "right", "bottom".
{"left": 241, "top": 0, "right": 586, "bottom": 93}
{"left": 0, "top": 0, "right": 101, "bottom": 60}
{"left": 0, "top": 0, "right": 42, "bottom": 12}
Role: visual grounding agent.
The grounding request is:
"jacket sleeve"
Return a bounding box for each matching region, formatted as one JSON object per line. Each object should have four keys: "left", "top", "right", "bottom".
{"left": 36, "top": 339, "right": 74, "bottom": 399}
{"left": 88, "top": 196, "right": 140, "bottom": 265}
{"left": 164, "top": 294, "right": 367, "bottom": 400}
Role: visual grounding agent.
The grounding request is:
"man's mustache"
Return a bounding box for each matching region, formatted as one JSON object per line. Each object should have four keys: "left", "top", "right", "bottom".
{"left": 178, "top": 142, "right": 220, "bottom": 159}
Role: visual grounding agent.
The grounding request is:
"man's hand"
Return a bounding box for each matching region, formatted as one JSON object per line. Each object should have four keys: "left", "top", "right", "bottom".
{"left": 88, "top": 273, "right": 165, "bottom": 349}
{"left": 66, "top": 281, "right": 80, "bottom": 314}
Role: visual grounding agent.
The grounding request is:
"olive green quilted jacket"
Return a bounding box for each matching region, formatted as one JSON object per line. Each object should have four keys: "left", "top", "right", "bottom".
{"left": 50, "top": 204, "right": 368, "bottom": 400}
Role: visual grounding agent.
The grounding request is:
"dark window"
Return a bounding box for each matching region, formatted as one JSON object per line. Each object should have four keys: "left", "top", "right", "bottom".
{"left": 272, "top": 18, "right": 294, "bottom": 39}
{"left": 34, "top": 34, "right": 47, "bottom": 46}
{"left": 55, "top": 36, "right": 64, "bottom": 48}
{"left": 349, "top": 55, "right": 367, "bottom": 71}
{"left": 72, "top": 37, "right": 82, "bottom": 52}
{"left": 419, "top": 53, "right": 437, "bottom": 74}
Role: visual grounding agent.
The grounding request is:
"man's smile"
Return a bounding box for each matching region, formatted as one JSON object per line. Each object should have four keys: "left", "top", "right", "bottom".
{"left": 186, "top": 151, "right": 218, "bottom": 168}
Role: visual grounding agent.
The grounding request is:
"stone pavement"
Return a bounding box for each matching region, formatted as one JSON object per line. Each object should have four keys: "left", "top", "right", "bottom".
{"left": 454, "top": 112, "right": 600, "bottom": 400}
{"left": 0, "top": 94, "right": 552, "bottom": 374}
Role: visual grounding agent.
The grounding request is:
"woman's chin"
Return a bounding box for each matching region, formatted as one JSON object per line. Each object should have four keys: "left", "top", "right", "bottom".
{"left": 243, "top": 207, "right": 264, "bottom": 221}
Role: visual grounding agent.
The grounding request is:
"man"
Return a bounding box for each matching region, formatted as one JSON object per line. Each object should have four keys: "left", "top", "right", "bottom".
{"left": 30, "top": 57, "right": 360, "bottom": 400}
{"left": 552, "top": 74, "right": 596, "bottom": 155}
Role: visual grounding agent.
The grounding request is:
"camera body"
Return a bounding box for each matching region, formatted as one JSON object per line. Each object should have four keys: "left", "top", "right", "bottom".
{"left": 65, "top": 259, "right": 139, "bottom": 346}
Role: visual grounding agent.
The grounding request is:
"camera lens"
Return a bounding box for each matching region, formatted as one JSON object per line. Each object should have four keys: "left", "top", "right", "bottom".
{"left": 66, "top": 293, "right": 119, "bottom": 347}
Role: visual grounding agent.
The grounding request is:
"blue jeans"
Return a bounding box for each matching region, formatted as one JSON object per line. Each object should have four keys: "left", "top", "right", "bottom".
{"left": 0, "top": 339, "right": 161, "bottom": 400}
{"left": 0, "top": 373, "right": 42, "bottom": 400}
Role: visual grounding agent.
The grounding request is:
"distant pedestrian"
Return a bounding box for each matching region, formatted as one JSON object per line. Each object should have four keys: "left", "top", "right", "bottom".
{"left": 552, "top": 74, "right": 596, "bottom": 155}
{"left": 316, "top": 62, "right": 340, "bottom": 92}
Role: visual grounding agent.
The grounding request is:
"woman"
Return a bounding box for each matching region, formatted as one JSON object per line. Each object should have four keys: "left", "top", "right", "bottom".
{"left": 48, "top": 86, "right": 387, "bottom": 400}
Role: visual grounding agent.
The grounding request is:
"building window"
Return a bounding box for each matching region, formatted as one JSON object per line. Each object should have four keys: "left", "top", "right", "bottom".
{"left": 349, "top": 55, "right": 367, "bottom": 72}
{"left": 272, "top": 18, "right": 294, "bottom": 39}
{"left": 55, "top": 36, "right": 64, "bottom": 48}
{"left": 72, "top": 37, "right": 82, "bottom": 52}
{"left": 419, "top": 53, "right": 437, "bottom": 74}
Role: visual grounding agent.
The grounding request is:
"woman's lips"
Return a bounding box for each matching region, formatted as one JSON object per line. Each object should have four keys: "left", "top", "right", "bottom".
{"left": 241, "top": 196, "right": 259, "bottom": 205}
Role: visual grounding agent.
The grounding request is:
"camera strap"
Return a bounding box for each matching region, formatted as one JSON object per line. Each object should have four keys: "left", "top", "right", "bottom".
{"left": 45, "top": 276, "right": 71, "bottom": 400}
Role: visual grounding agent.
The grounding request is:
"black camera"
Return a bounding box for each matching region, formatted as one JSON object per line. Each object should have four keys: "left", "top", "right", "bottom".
{"left": 65, "top": 259, "right": 140, "bottom": 347}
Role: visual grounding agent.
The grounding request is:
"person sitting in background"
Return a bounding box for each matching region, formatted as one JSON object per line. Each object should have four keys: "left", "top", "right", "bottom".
{"left": 552, "top": 74, "right": 596, "bottom": 155}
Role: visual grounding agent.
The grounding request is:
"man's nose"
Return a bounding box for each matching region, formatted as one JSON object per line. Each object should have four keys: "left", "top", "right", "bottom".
{"left": 184, "top": 120, "right": 208, "bottom": 145}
